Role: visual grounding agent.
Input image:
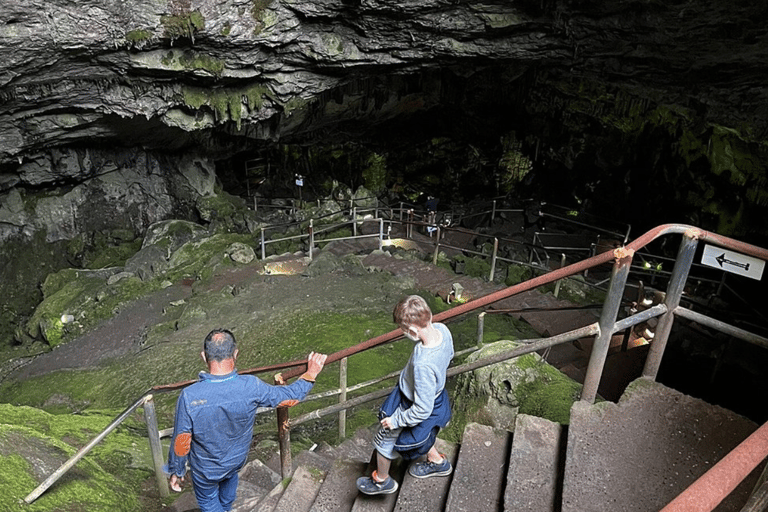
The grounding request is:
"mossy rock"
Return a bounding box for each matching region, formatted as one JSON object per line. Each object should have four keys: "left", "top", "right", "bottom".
{"left": 143, "top": 220, "right": 209, "bottom": 256}
{"left": 457, "top": 340, "right": 583, "bottom": 426}
{"left": 0, "top": 404, "right": 145, "bottom": 511}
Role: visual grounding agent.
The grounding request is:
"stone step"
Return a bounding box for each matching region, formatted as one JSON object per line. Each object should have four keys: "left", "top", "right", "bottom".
{"left": 562, "top": 378, "right": 761, "bottom": 512}
{"left": 234, "top": 458, "right": 283, "bottom": 511}
{"left": 351, "top": 456, "right": 406, "bottom": 512}
{"left": 272, "top": 465, "right": 325, "bottom": 512}
{"left": 444, "top": 422, "right": 511, "bottom": 512}
{"left": 504, "top": 414, "right": 563, "bottom": 512}
{"left": 393, "top": 438, "right": 458, "bottom": 512}
{"left": 310, "top": 458, "right": 367, "bottom": 512}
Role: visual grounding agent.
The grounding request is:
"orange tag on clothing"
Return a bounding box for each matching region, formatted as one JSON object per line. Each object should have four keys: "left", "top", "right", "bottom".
{"left": 174, "top": 432, "right": 192, "bottom": 456}
{"left": 277, "top": 399, "right": 299, "bottom": 408}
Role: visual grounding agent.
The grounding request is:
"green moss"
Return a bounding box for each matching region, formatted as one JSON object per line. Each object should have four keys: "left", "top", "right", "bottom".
{"left": 161, "top": 11, "right": 205, "bottom": 40}
{"left": 182, "top": 84, "right": 270, "bottom": 129}
{"left": 452, "top": 254, "right": 491, "bottom": 279}
{"left": 178, "top": 52, "right": 225, "bottom": 77}
{"left": 126, "top": 29, "right": 153, "bottom": 44}
{"left": 0, "top": 406, "right": 143, "bottom": 512}
{"left": 513, "top": 354, "right": 582, "bottom": 424}
{"left": 28, "top": 265, "right": 168, "bottom": 348}
{"left": 220, "top": 22, "right": 232, "bottom": 36}
{"left": 87, "top": 239, "right": 143, "bottom": 269}
{"left": 362, "top": 153, "right": 388, "bottom": 193}
{"left": 251, "top": 0, "right": 274, "bottom": 20}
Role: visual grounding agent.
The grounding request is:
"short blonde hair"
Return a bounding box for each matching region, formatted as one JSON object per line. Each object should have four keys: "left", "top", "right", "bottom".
{"left": 393, "top": 295, "right": 432, "bottom": 329}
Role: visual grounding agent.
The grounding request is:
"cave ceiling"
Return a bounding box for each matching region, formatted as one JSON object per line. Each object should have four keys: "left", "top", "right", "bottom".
{"left": 1, "top": 0, "right": 767, "bottom": 231}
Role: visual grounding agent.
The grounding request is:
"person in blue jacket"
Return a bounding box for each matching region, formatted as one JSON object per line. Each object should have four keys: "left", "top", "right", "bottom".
{"left": 356, "top": 295, "right": 455, "bottom": 495}
{"left": 165, "top": 328, "right": 327, "bottom": 512}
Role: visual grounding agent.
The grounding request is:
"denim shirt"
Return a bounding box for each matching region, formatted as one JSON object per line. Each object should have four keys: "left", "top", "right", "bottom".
{"left": 165, "top": 369, "right": 313, "bottom": 481}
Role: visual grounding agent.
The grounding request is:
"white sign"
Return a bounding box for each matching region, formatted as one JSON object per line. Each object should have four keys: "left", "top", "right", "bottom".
{"left": 701, "top": 244, "right": 765, "bottom": 281}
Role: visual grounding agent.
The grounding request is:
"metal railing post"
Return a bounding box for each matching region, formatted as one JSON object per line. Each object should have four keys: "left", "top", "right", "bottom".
{"left": 433, "top": 227, "right": 441, "bottom": 265}
{"left": 554, "top": 253, "right": 566, "bottom": 297}
{"left": 408, "top": 209, "right": 414, "bottom": 238}
{"left": 308, "top": 219, "right": 314, "bottom": 261}
{"left": 491, "top": 200, "right": 496, "bottom": 225}
{"left": 261, "top": 227, "right": 266, "bottom": 260}
{"left": 378, "top": 218, "right": 384, "bottom": 251}
{"left": 339, "top": 357, "right": 348, "bottom": 440}
{"left": 580, "top": 250, "right": 633, "bottom": 403}
{"left": 352, "top": 207, "right": 357, "bottom": 237}
{"left": 144, "top": 395, "right": 170, "bottom": 498}
{"left": 489, "top": 238, "right": 498, "bottom": 281}
{"left": 642, "top": 231, "right": 699, "bottom": 380}
{"left": 477, "top": 312, "right": 486, "bottom": 347}
{"left": 277, "top": 406, "right": 292, "bottom": 478}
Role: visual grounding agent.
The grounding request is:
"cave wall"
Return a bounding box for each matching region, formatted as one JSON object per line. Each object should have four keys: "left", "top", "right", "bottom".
{"left": 0, "top": 148, "right": 215, "bottom": 344}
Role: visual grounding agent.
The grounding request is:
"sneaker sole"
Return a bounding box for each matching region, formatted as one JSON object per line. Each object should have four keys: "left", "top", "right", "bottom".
{"left": 408, "top": 468, "right": 452, "bottom": 479}
{"left": 358, "top": 482, "right": 399, "bottom": 495}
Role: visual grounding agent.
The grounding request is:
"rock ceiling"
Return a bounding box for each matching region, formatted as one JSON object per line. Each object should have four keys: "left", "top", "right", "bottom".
{"left": 1, "top": 0, "right": 766, "bottom": 179}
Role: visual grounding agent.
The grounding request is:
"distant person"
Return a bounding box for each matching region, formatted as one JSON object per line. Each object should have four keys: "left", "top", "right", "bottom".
{"left": 522, "top": 199, "right": 546, "bottom": 232}
{"left": 356, "top": 295, "right": 455, "bottom": 495}
{"left": 165, "top": 329, "right": 327, "bottom": 512}
{"left": 426, "top": 196, "right": 439, "bottom": 236}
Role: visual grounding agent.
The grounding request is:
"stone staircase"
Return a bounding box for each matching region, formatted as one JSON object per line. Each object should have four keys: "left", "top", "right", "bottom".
{"left": 167, "top": 379, "right": 762, "bottom": 512}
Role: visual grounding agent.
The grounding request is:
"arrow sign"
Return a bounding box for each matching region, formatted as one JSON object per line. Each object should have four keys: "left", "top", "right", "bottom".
{"left": 702, "top": 244, "right": 765, "bottom": 281}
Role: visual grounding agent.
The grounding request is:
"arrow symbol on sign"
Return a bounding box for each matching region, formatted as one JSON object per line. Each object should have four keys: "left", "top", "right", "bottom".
{"left": 716, "top": 253, "right": 750, "bottom": 271}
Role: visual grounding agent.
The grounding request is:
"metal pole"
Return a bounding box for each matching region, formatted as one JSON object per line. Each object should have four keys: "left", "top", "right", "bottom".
{"left": 491, "top": 200, "right": 496, "bottom": 225}
{"left": 144, "top": 395, "right": 170, "bottom": 498}
{"left": 24, "top": 396, "right": 150, "bottom": 504}
{"left": 378, "top": 218, "right": 384, "bottom": 251}
{"left": 477, "top": 312, "right": 486, "bottom": 347}
{"left": 554, "top": 253, "right": 566, "bottom": 297}
{"left": 277, "top": 406, "right": 292, "bottom": 478}
{"left": 433, "top": 227, "right": 441, "bottom": 265}
{"left": 489, "top": 238, "right": 499, "bottom": 282}
{"left": 352, "top": 207, "right": 357, "bottom": 237}
{"left": 580, "top": 251, "right": 633, "bottom": 403}
{"left": 643, "top": 232, "right": 699, "bottom": 380}
{"left": 261, "top": 228, "right": 266, "bottom": 260}
{"left": 308, "top": 219, "right": 314, "bottom": 261}
{"left": 339, "top": 357, "right": 348, "bottom": 440}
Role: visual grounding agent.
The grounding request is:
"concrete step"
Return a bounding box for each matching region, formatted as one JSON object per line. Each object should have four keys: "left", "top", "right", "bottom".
{"left": 393, "top": 438, "right": 458, "bottom": 512}
{"left": 251, "top": 480, "right": 289, "bottom": 512}
{"left": 562, "top": 378, "right": 762, "bottom": 512}
{"left": 445, "top": 422, "right": 511, "bottom": 512}
{"left": 310, "top": 458, "right": 367, "bottom": 512}
{"left": 234, "top": 458, "right": 283, "bottom": 512}
{"left": 504, "top": 414, "right": 563, "bottom": 512}
{"left": 351, "top": 457, "right": 406, "bottom": 512}
{"left": 272, "top": 465, "right": 325, "bottom": 512}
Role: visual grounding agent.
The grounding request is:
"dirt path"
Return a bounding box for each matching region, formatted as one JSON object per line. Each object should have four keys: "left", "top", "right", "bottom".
{"left": 8, "top": 283, "right": 193, "bottom": 381}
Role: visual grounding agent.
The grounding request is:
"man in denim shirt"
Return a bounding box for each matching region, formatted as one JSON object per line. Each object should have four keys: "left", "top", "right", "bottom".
{"left": 165, "top": 329, "right": 327, "bottom": 512}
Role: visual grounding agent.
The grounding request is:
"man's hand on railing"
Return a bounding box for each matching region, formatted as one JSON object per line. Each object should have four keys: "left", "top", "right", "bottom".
{"left": 301, "top": 351, "right": 327, "bottom": 382}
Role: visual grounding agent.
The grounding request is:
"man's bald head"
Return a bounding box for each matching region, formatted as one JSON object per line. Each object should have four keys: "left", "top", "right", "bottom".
{"left": 203, "top": 329, "right": 237, "bottom": 362}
